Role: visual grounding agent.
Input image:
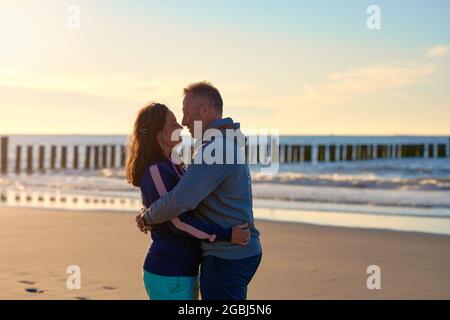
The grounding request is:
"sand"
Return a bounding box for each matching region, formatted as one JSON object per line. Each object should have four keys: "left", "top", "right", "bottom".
{"left": 1, "top": 207, "right": 450, "bottom": 300}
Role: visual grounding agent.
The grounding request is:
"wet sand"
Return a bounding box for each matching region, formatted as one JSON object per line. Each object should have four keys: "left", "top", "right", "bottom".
{"left": 1, "top": 207, "right": 450, "bottom": 299}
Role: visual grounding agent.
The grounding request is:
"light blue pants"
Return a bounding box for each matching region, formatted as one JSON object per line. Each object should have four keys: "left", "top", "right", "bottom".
{"left": 143, "top": 270, "right": 199, "bottom": 300}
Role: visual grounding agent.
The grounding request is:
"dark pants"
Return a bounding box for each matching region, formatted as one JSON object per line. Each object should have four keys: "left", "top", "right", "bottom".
{"left": 200, "top": 253, "right": 262, "bottom": 300}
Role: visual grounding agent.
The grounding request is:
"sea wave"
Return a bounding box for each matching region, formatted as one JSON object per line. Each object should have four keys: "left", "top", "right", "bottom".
{"left": 2, "top": 170, "right": 450, "bottom": 211}
{"left": 251, "top": 172, "right": 450, "bottom": 191}
{"left": 252, "top": 183, "right": 450, "bottom": 209}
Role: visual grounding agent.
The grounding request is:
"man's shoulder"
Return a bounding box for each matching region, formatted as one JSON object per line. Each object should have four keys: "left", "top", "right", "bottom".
{"left": 193, "top": 136, "right": 245, "bottom": 165}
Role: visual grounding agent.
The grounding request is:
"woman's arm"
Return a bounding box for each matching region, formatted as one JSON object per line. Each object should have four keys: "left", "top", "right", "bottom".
{"left": 167, "top": 211, "right": 250, "bottom": 245}
{"left": 167, "top": 210, "right": 231, "bottom": 242}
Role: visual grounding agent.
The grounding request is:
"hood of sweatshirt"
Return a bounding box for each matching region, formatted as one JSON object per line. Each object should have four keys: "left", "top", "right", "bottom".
{"left": 205, "top": 117, "right": 246, "bottom": 147}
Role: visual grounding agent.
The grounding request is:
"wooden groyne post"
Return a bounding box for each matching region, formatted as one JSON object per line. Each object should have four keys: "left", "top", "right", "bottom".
{"left": 15, "top": 146, "right": 21, "bottom": 174}
{"left": 102, "top": 145, "right": 108, "bottom": 168}
{"left": 50, "top": 145, "right": 57, "bottom": 170}
{"left": 26, "top": 146, "right": 33, "bottom": 174}
{"left": 73, "top": 146, "right": 79, "bottom": 169}
{"left": 110, "top": 145, "right": 116, "bottom": 168}
{"left": 1, "top": 136, "right": 8, "bottom": 174}
{"left": 84, "top": 146, "right": 91, "bottom": 170}
{"left": 38, "top": 146, "right": 45, "bottom": 172}
{"left": 61, "top": 146, "right": 67, "bottom": 170}
{"left": 94, "top": 146, "right": 100, "bottom": 169}
{"left": 120, "top": 145, "right": 126, "bottom": 168}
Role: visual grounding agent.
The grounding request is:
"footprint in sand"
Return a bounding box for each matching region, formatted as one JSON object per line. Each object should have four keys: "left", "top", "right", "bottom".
{"left": 18, "top": 280, "right": 35, "bottom": 285}
{"left": 102, "top": 286, "right": 116, "bottom": 290}
{"left": 75, "top": 296, "right": 90, "bottom": 300}
{"left": 25, "top": 288, "right": 45, "bottom": 293}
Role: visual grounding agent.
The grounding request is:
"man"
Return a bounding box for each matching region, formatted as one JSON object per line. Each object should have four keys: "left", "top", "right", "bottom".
{"left": 136, "top": 81, "right": 262, "bottom": 300}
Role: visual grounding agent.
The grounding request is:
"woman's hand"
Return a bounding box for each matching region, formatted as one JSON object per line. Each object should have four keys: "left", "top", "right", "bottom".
{"left": 231, "top": 223, "right": 250, "bottom": 246}
{"left": 136, "top": 207, "right": 152, "bottom": 234}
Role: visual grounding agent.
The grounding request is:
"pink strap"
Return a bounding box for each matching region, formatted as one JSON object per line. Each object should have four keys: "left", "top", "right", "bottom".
{"left": 150, "top": 165, "right": 168, "bottom": 196}
{"left": 149, "top": 165, "right": 215, "bottom": 241}
{"left": 171, "top": 218, "right": 216, "bottom": 242}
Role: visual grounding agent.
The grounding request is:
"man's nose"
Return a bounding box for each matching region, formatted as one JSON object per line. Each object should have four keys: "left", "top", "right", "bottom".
{"left": 181, "top": 114, "right": 188, "bottom": 126}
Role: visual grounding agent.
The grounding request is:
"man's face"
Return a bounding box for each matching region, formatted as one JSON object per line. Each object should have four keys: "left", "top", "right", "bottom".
{"left": 182, "top": 94, "right": 203, "bottom": 137}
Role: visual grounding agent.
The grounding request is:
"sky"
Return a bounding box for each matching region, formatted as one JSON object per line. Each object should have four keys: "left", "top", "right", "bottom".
{"left": 0, "top": 0, "right": 449, "bottom": 135}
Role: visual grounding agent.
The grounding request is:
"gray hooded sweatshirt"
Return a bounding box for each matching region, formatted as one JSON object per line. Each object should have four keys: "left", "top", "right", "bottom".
{"left": 144, "top": 117, "right": 262, "bottom": 260}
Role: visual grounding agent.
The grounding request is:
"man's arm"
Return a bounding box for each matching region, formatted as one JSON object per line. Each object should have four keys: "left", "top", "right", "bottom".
{"left": 144, "top": 155, "right": 233, "bottom": 224}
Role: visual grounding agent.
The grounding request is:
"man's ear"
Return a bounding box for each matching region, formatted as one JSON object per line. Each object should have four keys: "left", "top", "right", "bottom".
{"left": 199, "top": 103, "right": 209, "bottom": 117}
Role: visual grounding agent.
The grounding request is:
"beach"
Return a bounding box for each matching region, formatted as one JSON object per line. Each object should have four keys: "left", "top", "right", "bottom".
{"left": 1, "top": 207, "right": 450, "bottom": 300}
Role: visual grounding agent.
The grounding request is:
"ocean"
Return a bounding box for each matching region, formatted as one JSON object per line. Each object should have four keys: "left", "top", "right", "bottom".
{"left": 1, "top": 134, "right": 450, "bottom": 235}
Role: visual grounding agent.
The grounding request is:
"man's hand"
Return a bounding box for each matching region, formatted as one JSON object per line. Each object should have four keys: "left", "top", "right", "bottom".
{"left": 231, "top": 223, "right": 250, "bottom": 246}
{"left": 136, "top": 207, "right": 152, "bottom": 234}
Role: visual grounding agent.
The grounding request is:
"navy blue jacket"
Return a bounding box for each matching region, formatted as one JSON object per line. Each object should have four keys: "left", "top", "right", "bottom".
{"left": 140, "top": 159, "right": 232, "bottom": 276}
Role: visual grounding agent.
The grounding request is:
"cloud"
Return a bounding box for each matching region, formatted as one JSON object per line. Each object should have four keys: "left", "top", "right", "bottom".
{"left": 0, "top": 70, "right": 193, "bottom": 105}
{"left": 427, "top": 45, "right": 450, "bottom": 59}
{"left": 273, "top": 63, "right": 435, "bottom": 108}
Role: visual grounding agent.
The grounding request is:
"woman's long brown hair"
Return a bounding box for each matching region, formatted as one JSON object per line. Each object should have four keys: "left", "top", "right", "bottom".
{"left": 126, "top": 102, "right": 169, "bottom": 187}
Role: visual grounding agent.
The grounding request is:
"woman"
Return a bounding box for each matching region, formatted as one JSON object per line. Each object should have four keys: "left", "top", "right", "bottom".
{"left": 126, "top": 102, "right": 249, "bottom": 300}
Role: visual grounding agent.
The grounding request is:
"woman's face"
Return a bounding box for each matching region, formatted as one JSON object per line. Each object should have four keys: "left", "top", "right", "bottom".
{"left": 158, "top": 111, "right": 183, "bottom": 150}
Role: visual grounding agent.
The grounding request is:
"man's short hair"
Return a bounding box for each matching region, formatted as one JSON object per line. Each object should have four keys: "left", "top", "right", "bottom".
{"left": 183, "top": 81, "right": 223, "bottom": 115}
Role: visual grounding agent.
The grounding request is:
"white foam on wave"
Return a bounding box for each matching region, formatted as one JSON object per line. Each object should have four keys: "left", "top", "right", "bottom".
{"left": 2, "top": 164, "right": 450, "bottom": 212}
{"left": 252, "top": 183, "right": 450, "bottom": 210}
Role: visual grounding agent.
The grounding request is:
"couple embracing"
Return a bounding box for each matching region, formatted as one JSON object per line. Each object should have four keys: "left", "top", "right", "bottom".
{"left": 127, "top": 81, "right": 262, "bottom": 300}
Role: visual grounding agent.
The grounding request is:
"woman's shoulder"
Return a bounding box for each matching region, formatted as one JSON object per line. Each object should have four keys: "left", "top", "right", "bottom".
{"left": 140, "top": 160, "right": 170, "bottom": 195}
{"left": 145, "top": 159, "right": 173, "bottom": 173}
{"left": 142, "top": 159, "right": 178, "bottom": 185}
